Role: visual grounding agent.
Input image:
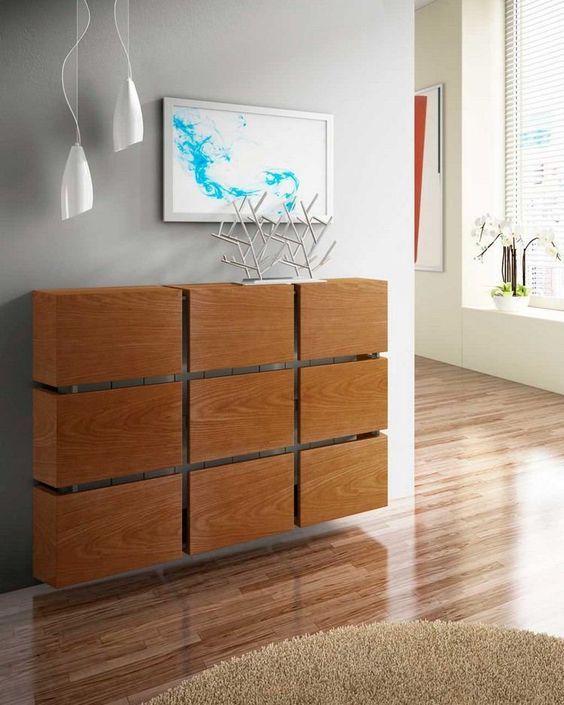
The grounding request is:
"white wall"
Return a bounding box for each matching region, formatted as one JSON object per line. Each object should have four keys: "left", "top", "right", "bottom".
{"left": 463, "top": 307, "right": 564, "bottom": 394}
{"left": 416, "top": 0, "right": 564, "bottom": 396}
{"left": 459, "top": 0, "right": 564, "bottom": 393}
{"left": 0, "top": 0, "right": 414, "bottom": 591}
{"left": 415, "top": 0, "right": 463, "bottom": 366}
{"left": 461, "top": 0, "right": 505, "bottom": 306}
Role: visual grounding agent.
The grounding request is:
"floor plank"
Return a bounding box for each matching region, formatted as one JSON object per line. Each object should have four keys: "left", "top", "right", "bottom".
{"left": 1, "top": 356, "right": 563, "bottom": 705}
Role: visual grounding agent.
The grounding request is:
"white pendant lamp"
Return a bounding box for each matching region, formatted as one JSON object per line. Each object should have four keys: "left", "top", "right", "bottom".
{"left": 61, "top": 144, "right": 93, "bottom": 220}
{"left": 113, "top": 0, "right": 143, "bottom": 151}
{"left": 61, "top": 0, "right": 93, "bottom": 221}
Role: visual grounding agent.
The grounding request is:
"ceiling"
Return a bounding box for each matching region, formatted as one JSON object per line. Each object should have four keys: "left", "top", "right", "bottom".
{"left": 415, "top": 0, "right": 437, "bottom": 9}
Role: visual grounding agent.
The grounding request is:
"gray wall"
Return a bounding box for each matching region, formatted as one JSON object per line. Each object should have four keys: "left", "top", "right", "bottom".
{"left": 0, "top": 0, "right": 414, "bottom": 592}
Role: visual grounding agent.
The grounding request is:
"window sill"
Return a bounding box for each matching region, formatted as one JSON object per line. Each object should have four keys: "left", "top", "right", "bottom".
{"left": 463, "top": 304, "right": 564, "bottom": 322}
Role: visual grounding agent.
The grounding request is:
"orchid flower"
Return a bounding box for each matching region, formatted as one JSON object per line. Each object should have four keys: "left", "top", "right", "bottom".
{"left": 471, "top": 214, "right": 562, "bottom": 295}
{"left": 474, "top": 214, "right": 499, "bottom": 243}
{"left": 535, "top": 228, "right": 563, "bottom": 260}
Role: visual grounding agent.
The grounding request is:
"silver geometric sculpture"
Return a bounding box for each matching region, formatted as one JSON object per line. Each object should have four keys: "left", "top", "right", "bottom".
{"left": 210, "top": 192, "right": 335, "bottom": 280}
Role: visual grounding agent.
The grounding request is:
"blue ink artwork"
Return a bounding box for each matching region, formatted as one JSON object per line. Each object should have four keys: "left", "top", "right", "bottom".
{"left": 172, "top": 109, "right": 300, "bottom": 212}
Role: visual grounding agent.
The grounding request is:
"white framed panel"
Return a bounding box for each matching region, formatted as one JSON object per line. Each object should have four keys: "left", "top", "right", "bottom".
{"left": 415, "top": 84, "right": 444, "bottom": 272}
{"left": 163, "top": 98, "right": 333, "bottom": 222}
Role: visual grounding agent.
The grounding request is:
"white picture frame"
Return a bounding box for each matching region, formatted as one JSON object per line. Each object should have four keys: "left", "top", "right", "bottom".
{"left": 163, "top": 98, "right": 334, "bottom": 222}
{"left": 415, "top": 83, "right": 444, "bottom": 272}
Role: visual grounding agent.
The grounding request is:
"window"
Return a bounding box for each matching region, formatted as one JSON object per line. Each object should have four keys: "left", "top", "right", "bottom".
{"left": 506, "top": 0, "right": 564, "bottom": 304}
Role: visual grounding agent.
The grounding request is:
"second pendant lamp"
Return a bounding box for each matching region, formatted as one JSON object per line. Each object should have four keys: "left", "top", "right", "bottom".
{"left": 113, "top": 0, "right": 143, "bottom": 151}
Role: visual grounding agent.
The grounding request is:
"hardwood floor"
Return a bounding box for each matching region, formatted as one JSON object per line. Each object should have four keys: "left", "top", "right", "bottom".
{"left": 2, "top": 357, "right": 564, "bottom": 705}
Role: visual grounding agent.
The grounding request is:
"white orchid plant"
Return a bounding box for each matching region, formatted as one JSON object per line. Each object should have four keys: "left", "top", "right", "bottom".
{"left": 471, "top": 215, "right": 563, "bottom": 297}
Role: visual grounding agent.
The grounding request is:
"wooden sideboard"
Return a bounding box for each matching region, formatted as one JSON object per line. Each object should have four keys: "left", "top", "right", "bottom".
{"left": 32, "top": 278, "right": 388, "bottom": 588}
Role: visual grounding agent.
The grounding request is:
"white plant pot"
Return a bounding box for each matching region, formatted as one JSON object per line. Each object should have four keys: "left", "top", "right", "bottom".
{"left": 492, "top": 295, "right": 530, "bottom": 313}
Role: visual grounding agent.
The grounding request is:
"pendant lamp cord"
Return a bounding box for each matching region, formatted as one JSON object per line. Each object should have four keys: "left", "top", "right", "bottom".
{"left": 61, "top": 0, "right": 91, "bottom": 146}
{"left": 114, "top": 0, "right": 133, "bottom": 80}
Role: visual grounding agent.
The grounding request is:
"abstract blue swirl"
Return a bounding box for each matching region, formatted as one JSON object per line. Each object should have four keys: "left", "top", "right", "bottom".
{"left": 173, "top": 111, "right": 299, "bottom": 211}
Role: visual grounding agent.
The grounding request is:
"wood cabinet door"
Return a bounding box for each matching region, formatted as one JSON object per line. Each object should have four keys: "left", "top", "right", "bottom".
{"left": 33, "top": 382, "right": 182, "bottom": 487}
{"left": 181, "top": 284, "right": 294, "bottom": 371}
{"left": 33, "top": 286, "right": 182, "bottom": 386}
{"left": 188, "top": 454, "right": 294, "bottom": 554}
{"left": 299, "top": 358, "right": 387, "bottom": 443}
{"left": 297, "top": 278, "right": 387, "bottom": 359}
{"left": 298, "top": 436, "right": 387, "bottom": 527}
{"left": 189, "top": 369, "right": 294, "bottom": 462}
{"left": 33, "top": 475, "right": 182, "bottom": 588}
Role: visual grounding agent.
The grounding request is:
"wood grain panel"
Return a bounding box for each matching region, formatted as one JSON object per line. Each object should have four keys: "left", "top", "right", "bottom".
{"left": 33, "top": 286, "right": 182, "bottom": 386}
{"left": 33, "top": 383, "right": 182, "bottom": 487}
{"left": 298, "top": 435, "right": 387, "bottom": 527}
{"left": 33, "top": 475, "right": 182, "bottom": 588}
{"left": 189, "top": 369, "right": 294, "bottom": 462}
{"left": 32, "top": 484, "right": 57, "bottom": 587}
{"left": 188, "top": 454, "right": 294, "bottom": 554}
{"left": 297, "top": 278, "right": 387, "bottom": 359}
{"left": 33, "top": 290, "right": 57, "bottom": 388}
{"left": 171, "top": 283, "right": 294, "bottom": 371}
{"left": 33, "top": 388, "right": 58, "bottom": 487}
{"left": 299, "top": 358, "right": 387, "bottom": 443}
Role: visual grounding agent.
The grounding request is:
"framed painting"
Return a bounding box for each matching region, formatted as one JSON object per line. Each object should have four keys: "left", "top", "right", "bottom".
{"left": 414, "top": 84, "right": 444, "bottom": 272}
{"left": 163, "top": 98, "right": 334, "bottom": 222}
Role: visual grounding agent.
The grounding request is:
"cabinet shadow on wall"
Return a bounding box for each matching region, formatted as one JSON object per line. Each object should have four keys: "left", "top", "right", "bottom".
{"left": 0, "top": 292, "right": 33, "bottom": 593}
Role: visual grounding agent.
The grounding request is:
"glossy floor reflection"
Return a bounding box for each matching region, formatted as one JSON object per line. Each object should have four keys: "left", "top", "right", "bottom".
{"left": 1, "top": 357, "right": 563, "bottom": 705}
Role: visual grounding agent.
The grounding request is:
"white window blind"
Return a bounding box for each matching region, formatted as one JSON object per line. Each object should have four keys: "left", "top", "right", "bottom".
{"left": 506, "top": 0, "right": 564, "bottom": 299}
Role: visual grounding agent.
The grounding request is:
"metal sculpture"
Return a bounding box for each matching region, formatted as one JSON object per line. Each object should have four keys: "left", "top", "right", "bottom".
{"left": 211, "top": 193, "right": 335, "bottom": 281}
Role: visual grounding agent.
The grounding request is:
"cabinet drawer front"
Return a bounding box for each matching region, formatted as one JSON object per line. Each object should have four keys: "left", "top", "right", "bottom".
{"left": 33, "top": 383, "right": 182, "bottom": 487}
{"left": 299, "top": 358, "right": 387, "bottom": 443}
{"left": 298, "top": 436, "right": 387, "bottom": 527}
{"left": 189, "top": 369, "right": 294, "bottom": 462}
{"left": 33, "top": 287, "right": 182, "bottom": 386}
{"left": 186, "top": 284, "right": 294, "bottom": 371}
{"left": 188, "top": 454, "right": 294, "bottom": 554}
{"left": 33, "top": 475, "right": 182, "bottom": 587}
{"left": 297, "top": 279, "right": 387, "bottom": 359}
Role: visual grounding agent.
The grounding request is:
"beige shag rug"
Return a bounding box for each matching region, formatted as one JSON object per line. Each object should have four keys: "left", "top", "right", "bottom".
{"left": 146, "top": 621, "right": 564, "bottom": 704}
